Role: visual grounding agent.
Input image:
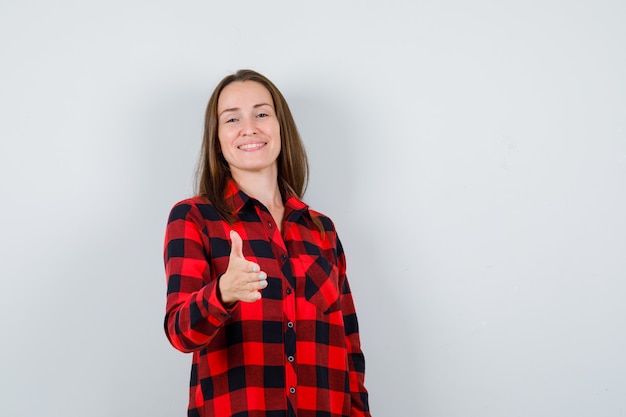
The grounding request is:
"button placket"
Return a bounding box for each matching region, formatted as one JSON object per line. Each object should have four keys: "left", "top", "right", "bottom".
{"left": 278, "top": 236, "right": 297, "bottom": 404}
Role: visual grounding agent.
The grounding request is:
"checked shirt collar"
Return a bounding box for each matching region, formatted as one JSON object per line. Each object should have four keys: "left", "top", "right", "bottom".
{"left": 223, "top": 178, "right": 309, "bottom": 221}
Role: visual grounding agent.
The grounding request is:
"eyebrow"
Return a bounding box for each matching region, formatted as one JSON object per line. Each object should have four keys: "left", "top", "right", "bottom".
{"left": 218, "top": 103, "right": 273, "bottom": 118}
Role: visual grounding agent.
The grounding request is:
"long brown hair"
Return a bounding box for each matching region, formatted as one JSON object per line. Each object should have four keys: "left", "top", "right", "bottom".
{"left": 195, "top": 69, "right": 310, "bottom": 223}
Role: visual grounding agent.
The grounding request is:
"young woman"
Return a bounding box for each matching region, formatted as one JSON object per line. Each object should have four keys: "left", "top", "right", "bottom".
{"left": 163, "top": 69, "right": 371, "bottom": 417}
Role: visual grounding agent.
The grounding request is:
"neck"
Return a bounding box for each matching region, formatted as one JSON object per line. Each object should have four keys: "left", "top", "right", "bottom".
{"left": 231, "top": 168, "right": 283, "bottom": 211}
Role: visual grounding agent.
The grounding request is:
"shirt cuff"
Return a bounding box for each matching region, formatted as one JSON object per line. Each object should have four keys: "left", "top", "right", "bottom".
{"left": 204, "top": 275, "right": 237, "bottom": 321}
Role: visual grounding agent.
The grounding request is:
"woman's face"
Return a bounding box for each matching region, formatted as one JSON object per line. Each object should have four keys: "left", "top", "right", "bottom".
{"left": 216, "top": 81, "right": 281, "bottom": 179}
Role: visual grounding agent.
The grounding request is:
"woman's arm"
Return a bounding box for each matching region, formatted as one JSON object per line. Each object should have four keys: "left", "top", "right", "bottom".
{"left": 337, "top": 238, "right": 372, "bottom": 417}
{"left": 163, "top": 201, "right": 233, "bottom": 353}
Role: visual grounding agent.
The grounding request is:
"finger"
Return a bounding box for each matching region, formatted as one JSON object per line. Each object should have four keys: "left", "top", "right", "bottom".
{"left": 244, "top": 274, "right": 267, "bottom": 290}
{"left": 229, "top": 230, "right": 245, "bottom": 260}
{"left": 247, "top": 279, "right": 266, "bottom": 301}
{"left": 247, "top": 262, "right": 261, "bottom": 274}
{"left": 240, "top": 289, "right": 262, "bottom": 303}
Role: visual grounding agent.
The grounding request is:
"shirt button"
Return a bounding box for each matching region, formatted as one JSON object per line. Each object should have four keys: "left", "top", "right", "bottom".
{"left": 280, "top": 254, "right": 287, "bottom": 262}
{"left": 268, "top": 222, "right": 272, "bottom": 228}
{"left": 286, "top": 288, "right": 292, "bottom": 295}
{"left": 288, "top": 355, "right": 294, "bottom": 362}
{"left": 289, "top": 387, "right": 296, "bottom": 394}
{"left": 287, "top": 321, "right": 294, "bottom": 328}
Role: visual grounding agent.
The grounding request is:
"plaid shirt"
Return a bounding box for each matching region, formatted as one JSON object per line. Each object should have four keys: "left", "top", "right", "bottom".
{"left": 164, "top": 181, "right": 371, "bottom": 417}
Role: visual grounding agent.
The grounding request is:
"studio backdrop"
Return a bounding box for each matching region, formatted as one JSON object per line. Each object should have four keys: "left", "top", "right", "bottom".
{"left": 1, "top": 1, "right": 625, "bottom": 416}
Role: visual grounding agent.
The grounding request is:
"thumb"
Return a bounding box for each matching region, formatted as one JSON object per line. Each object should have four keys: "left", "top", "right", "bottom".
{"left": 229, "top": 230, "right": 245, "bottom": 260}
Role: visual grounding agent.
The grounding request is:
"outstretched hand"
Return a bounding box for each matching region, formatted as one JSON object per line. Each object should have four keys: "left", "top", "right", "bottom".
{"left": 218, "top": 230, "right": 267, "bottom": 306}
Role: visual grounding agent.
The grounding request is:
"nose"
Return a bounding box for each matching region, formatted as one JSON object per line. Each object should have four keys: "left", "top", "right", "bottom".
{"left": 243, "top": 119, "right": 257, "bottom": 136}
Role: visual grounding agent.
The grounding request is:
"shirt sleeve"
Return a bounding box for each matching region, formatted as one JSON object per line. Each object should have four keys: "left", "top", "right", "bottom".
{"left": 163, "top": 201, "right": 233, "bottom": 353}
{"left": 337, "top": 237, "right": 372, "bottom": 417}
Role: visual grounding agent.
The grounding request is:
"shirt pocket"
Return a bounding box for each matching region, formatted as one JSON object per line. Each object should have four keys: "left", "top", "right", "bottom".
{"left": 300, "top": 254, "right": 342, "bottom": 314}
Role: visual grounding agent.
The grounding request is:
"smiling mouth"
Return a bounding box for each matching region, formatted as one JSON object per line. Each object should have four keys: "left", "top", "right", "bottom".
{"left": 238, "top": 142, "right": 266, "bottom": 150}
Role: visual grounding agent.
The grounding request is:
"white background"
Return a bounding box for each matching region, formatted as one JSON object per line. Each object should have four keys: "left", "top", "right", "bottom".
{"left": 1, "top": 1, "right": 625, "bottom": 416}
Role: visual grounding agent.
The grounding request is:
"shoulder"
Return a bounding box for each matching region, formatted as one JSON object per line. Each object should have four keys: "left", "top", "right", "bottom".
{"left": 306, "top": 208, "right": 343, "bottom": 251}
{"left": 167, "top": 196, "right": 222, "bottom": 223}
{"left": 307, "top": 208, "right": 337, "bottom": 233}
{"left": 305, "top": 208, "right": 347, "bottom": 258}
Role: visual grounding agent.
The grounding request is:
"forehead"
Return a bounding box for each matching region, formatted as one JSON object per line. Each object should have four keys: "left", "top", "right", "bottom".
{"left": 217, "top": 81, "right": 274, "bottom": 111}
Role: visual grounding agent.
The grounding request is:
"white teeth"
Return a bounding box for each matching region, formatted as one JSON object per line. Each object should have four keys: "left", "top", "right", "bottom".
{"left": 239, "top": 143, "right": 265, "bottom": 150}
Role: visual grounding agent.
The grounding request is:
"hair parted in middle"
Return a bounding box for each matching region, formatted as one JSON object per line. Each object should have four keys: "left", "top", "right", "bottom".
{"left": 195, "top": 69, "right": 310, "bottom": 223}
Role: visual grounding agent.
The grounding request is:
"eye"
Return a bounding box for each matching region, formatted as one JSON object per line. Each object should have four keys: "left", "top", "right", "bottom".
{"left": 225, "top": 117, "right": 238, "bottom": 123}
{"left": 257, "top": 112, "right": 268, "bottom": 118}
